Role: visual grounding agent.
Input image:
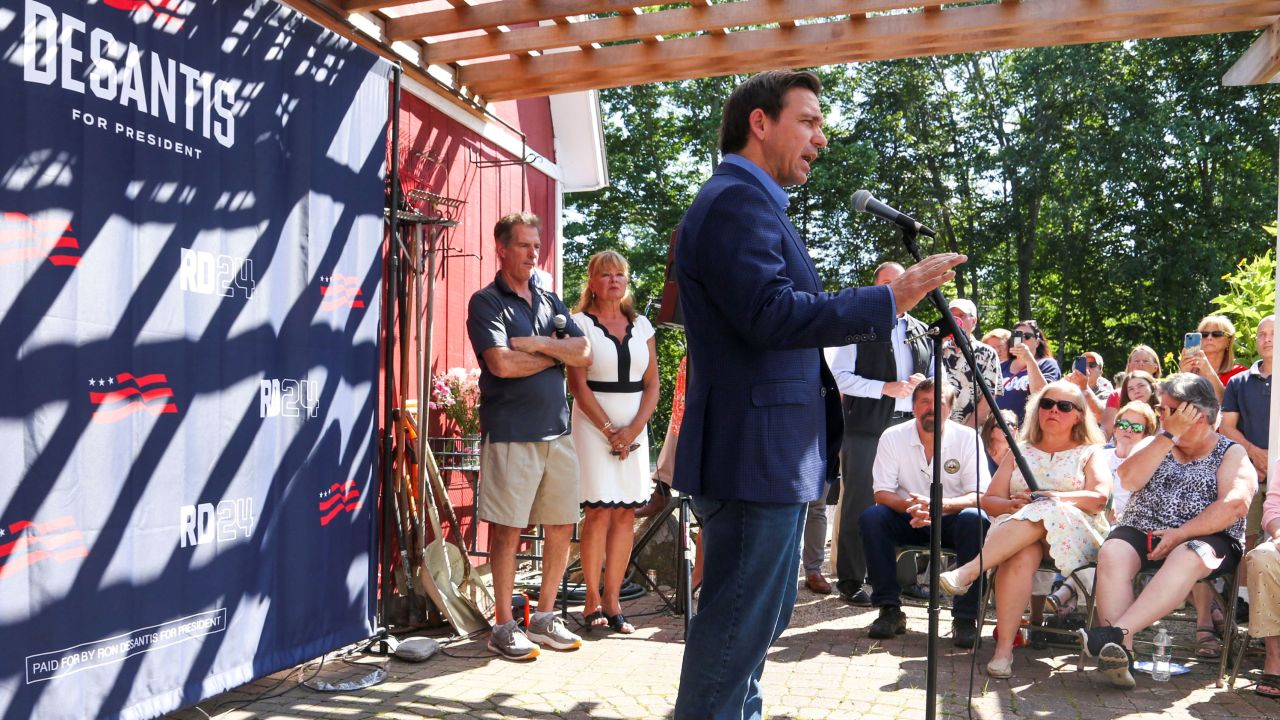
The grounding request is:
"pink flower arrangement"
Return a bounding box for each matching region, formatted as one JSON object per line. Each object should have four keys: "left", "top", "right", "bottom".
{"left": 430, "top": 367, "right": 481, "bottom": 438}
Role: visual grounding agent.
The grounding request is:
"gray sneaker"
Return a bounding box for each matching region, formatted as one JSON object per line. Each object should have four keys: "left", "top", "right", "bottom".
{"left": 526, "top": 613, "right": 582, "bottom": 651}
{"left": 487, "top": 621, "right": 539, "bottom": 661}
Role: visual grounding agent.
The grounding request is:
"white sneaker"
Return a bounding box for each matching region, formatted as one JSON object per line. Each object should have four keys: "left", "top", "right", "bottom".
{"left": 487, "top": 621, "right": 539, "bottom": 661}
{"left": 526, "top": 613, "right": 582, "bottom": 651}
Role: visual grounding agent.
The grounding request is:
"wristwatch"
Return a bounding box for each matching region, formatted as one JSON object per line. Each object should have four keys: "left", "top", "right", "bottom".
{"left": 1159, "top": 429, "right": 1176, "bottom": 442}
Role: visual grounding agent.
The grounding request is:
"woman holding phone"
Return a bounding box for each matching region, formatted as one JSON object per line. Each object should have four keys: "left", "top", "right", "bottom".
{"left": 1182, "top": 314, "right": 1246, "bottom": 400}
{"left": 996, "top": 319, "right": 1061, "bottom": 423}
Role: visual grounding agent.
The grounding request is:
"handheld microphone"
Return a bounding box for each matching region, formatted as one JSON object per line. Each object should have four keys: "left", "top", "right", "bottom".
{"left": 553, "top": 314, "right": 568, "bottom": 339}
{"left": 851, "top": 190, "right": 937, "bottom": 238}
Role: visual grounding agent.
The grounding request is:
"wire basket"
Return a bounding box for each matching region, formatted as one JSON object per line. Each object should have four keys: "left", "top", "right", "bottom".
{"left": 430, "top": 436, "right": 481, "bottom": 471}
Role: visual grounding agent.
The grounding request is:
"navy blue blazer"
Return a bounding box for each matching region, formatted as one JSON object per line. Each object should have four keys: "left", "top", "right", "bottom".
{"left": 673, "top": 162, "right": 896, "bottom": 504}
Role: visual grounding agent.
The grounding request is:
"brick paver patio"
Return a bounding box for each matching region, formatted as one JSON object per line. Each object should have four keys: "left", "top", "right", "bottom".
{"left": 167, "top": 571, "right": 1278, "bottom": 720}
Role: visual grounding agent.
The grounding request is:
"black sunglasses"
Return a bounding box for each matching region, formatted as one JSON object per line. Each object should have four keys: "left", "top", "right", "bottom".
{"left": 1038, "top": 398, "right": 1079, "bottom": 413}
{"left": 1200, "top": 330, "right": 1232, "bottom": 338}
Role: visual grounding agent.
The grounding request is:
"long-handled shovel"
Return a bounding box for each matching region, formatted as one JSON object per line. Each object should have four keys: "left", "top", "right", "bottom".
{"left": 403, "top": 412, "right": 490, "bottom": 633}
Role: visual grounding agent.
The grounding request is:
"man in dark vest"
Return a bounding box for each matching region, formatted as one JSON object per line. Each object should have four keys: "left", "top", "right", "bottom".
{"left": 830, "top": 261, "right": 933, "bottom": 606}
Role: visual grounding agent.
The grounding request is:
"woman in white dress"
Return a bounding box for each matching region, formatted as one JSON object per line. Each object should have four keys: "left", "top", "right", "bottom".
{"left": 567, "top": 251, "right": 659, "bottom": 634}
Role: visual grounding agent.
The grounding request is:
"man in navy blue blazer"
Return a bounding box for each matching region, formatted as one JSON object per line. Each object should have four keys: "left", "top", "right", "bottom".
{"left": 671, "top": 70, "right": 964, "bottom": 720}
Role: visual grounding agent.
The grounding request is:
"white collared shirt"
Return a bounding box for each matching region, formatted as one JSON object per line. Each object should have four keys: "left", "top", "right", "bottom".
{"left": 872, "top": 418, "right": 991, "bottom": 499}
{"left": 828, "top": 316, "right": 929, "bottom": 413}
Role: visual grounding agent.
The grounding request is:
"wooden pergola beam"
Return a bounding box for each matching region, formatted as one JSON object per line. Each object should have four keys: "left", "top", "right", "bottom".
{"left": 461, "top": 0, "right": 1279, "bottom": 100}
{"left": 1224, "top": 19, "right": 1280, "bottom": 84}
{"left": 377, "top": 0, "right": 651, "bottom": 38}
{"left": 414, "top": 0, "right": 927, "bottom": 62}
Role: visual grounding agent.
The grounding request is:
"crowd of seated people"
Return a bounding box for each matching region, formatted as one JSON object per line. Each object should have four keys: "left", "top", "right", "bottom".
{"left": 862, "top": 311, "right": 1272, "bottom": 692}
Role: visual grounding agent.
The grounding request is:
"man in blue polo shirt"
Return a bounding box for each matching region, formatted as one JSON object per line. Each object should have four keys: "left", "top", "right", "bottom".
{"left": 467, "top": 212, "right": 591, "bottom": 661}
{"left": 1222, "top": 314, "right": 1273, "bottom": 568}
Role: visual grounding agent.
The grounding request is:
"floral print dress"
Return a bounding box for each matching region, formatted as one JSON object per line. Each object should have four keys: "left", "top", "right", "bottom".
{"left": 991, "top": 443, "right": 1109, "bottom": 574}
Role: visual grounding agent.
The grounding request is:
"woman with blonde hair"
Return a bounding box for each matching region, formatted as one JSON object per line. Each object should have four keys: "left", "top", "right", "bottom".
{"left": 1182, "top": 314, "right": 1246, "bottom": 400}
{"left": 939, "top": 380, "right": 1111, "bottom": 678}
{"left": 567, "top": 250, "right": 660, "bottom": 634}
{"left": 1102, "top": 345, "right": 1163, "bottom": 434}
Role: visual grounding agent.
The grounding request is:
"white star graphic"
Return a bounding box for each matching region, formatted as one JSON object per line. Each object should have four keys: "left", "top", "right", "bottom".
{"left": 90, "top": 378, "right": 98, "bottom": 387}
{"left": 0, "top": 528, "right": 7, "bottom": 537}
{"left": 107, "top": 376, "right": 115, "bottom": 385}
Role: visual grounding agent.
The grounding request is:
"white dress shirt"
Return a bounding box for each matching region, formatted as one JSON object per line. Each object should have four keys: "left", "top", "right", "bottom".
{"left": 872, "top": 418, "right": 991, "bottom": 500}
{"left": 828, "top": 315, "right": 931, "bottom": 413}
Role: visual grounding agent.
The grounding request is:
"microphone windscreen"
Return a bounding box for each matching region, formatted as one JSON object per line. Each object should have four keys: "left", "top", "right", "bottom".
{"left": 554, "top": 314, "right": 567, "bottom": 329}
{"left": 851, "top": 189, "right": 874, "bottom": 213}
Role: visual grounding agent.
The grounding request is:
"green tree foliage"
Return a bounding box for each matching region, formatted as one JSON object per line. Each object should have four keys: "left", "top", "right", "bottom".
{"left": 1211, "top": 229, "right": 1278, "bottom": 364}
{"left": 565, "top": 34, "right": 1280, "bottom": 447}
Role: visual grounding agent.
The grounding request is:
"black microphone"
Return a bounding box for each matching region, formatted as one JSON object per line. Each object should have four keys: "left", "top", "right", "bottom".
{"left": 851, "top": 190, "right": 937, "bottom": 238}
{"left": 553, "top": 314, "right": 568, "bottom": 339}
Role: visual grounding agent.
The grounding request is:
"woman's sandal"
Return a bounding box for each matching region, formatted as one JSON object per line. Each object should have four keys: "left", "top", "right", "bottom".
{"left": 583, "top": 608, "right": 608, "bottom": 632}
{"left": 606, "top": 613, "right": 635, "bottom": 634}
{"left": 1194, "top": 626, "right": 1222, "bottom": 659}
{"left": 1257, "top": 673, "right": 1280, "bottom": 699}
{"left": 1046, "top": 585, "right": 1078, "bottom": 617}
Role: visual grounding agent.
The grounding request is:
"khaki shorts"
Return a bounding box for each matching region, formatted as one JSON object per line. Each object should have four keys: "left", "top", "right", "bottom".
{"left": 478, "top": 436, "right": 580, "bottom": 528}
{"left": 1247, "top": 481, "right": 1268, "bottom": 537}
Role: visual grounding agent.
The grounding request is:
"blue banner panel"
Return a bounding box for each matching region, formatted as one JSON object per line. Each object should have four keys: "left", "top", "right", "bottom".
{"left": 0, "top": 1, "right": 389, "bottom": 718}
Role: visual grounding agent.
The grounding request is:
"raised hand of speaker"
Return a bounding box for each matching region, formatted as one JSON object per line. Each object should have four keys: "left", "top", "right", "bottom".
{"left": 888, "top": 253, "right": 966, "bottom": 314}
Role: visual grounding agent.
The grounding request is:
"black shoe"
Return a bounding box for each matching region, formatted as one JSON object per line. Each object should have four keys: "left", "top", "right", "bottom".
{"left": 1098, "top": 642, "right": 1136, "bottom": 688}
{"left": 841, "top": 588, "right": 873, "bottom": 606}
{"left": 952, "top": 618, "right": 978, "bottom": 649}
{"left": 868, "top": 606, "right": 907, "bottom": 639}
{"left": 1237, "top": 598, "right": 1251, "bottom": 624}
{"left": 1077, "top": 625, "right": 1127, "bottom": 658}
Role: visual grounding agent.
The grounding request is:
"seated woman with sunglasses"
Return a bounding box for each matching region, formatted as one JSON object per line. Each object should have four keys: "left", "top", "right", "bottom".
{"left": 939, "top": 381, "right": 1110, "bottom": 678}
{"left": 1182, "top": 314, "right": 1247, "bottom": 401}
{"left": 1081, "top": 373, "right": 1255, "bottom": 688}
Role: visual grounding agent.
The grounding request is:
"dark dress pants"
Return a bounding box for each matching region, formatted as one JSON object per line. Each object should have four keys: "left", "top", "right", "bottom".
{"left": 675, "top": 497, "right": 806, "bottom": 720}
{"left": 859, "top": 504, "right": 989, "bottom": 620}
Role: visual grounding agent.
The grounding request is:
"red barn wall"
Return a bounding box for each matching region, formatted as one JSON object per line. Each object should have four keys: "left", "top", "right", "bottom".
{"left": 392, "top": 88, "right": 562, "bottom": 554}
{"left": 397, "top": 91, "right": 559, "bottom": 389}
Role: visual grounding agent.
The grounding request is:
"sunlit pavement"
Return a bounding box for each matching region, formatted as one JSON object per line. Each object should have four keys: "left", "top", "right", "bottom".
{"left": 171, "top": 574, "right": 1277, "bottom": 720}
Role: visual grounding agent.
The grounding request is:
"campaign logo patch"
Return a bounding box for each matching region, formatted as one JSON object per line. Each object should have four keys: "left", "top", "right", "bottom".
{"left": 179, "top": 498, "right": 254, "bottom": 548}
{"left": 259, "top": 378, "right": 319, "bottom": 418}
{"left": 180, "top": 248, "right": 256, "bottom": 299}
{"left": 0, "top": 212, "right": 81, "bottom": 268}
{"left": 89, "top": 372, "right": 178, "bottom": 423}
{"left": 319, "top": 481, "right": 361, "bottom": 526}
{"left": 0, "top": 516, "right": 90, "bottom": 580}
{"left": 320, "top": 273, "right": 365, "bottom": 312}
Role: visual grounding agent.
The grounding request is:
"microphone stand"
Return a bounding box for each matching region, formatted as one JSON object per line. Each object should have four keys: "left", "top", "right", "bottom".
{"left": 897, "top": 228, "right": 1039, "bottom": 720}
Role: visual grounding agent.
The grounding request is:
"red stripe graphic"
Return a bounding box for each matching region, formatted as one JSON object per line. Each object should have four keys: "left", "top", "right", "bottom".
{"left": 0, "top": 516, "right": 89, "bottom": 579}
{"left": 0, "top": 213, "right": 80, "bottom": 268}
{"left": 101, "top": 0, "right": 188, "bottom": 29}
{"left": 320, "top": 274, "right": 366, "bottom": 312}
{"left": 319, "top": 481, "right": 361, "bottom": 526}
{"left": 89, "top": 372, "right": 179, "bottom": 424}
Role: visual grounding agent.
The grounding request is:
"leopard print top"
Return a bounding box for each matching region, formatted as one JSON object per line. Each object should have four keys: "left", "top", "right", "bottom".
{"left": 1119, "top": 435, "right": 1244, "bottom": 541}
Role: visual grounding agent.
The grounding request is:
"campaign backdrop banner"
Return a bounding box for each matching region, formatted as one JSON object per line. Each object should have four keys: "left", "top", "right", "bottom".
{"left": 0, "top": 0, "right": 389, "bottom": 718}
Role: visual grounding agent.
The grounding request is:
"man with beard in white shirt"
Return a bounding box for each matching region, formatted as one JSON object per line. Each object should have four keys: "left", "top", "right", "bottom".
{"left": 859, "top": 378, "right": 991, "bottom": 648}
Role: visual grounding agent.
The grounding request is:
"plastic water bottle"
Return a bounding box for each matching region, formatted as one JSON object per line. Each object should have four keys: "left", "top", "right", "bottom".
{"left": 1152, "top": 626, "right": 1171, "bottom": 682}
